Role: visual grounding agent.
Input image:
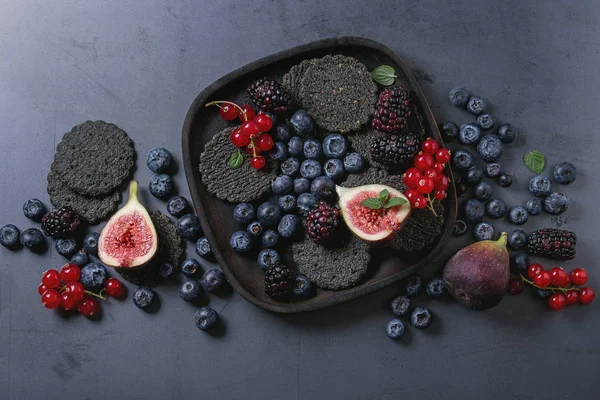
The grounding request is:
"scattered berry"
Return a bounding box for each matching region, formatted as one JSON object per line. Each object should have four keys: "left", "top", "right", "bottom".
{"left": 82, "top": 232, "right": 100, "bottom": 256}
{"left": 473, "top": 182, "right": 493, "bottom": 201}
{"left": 485, "top": 163, "right": 501, "bottom": 178}
{"left": 528, "top": 175, "right": 552, "bottom": 197}
{"left": 476, "top": 113, "right": 495, "bottom": 130}
{"left": 526, "top": 198, "right": 543, "bottom": 216}
{"left": 258, "top": 249, "right": 281, "bottom": 271}
{"left": 132, "top": 286, "right": 155, "bottom": 309}
{"left": 459, "top": 123, "right": 481, "bottom": 145}
{"left": 507, "top": 278, "right": 524, "bottom": 295}
{"left": 498, "top": 173, "right": 513, "bottom": 188}
{"left": 553, "top": 162, "right": 577, "bottom": 185}
{"left": 146, "top": 148, "right": 172, "bottom": 173}
{"left": 278, "top": 214, "right": 300, "bottom": 239}
{"left": 20, "top": 227, "right": 46, "bottom": 250}
{"left": 548, "top": 293, "right": 567, "bottom": 310}
{"left": 448, "top": 87, "right": 470, "bottom": 107}
{"left": 179, "top": 278, "right": 203, "bottom": 302}
{"left": 406, "top": 275, "right": 422, "bottom": 297}
{"left": 289, "top": 110, "right": 315, "bottom": 136}
{"left": 23, "top": 198, "right": 46, "bottom": 221}
{"left": 195, "top": 307, "right": 218, "bottom": 330}
{"left": 466, "top": 96, "right": 486, "bottom": 115}
{"left": 323, "top": 159, "right": 346, "bottom": 182}
{"left": 233, "top": 203, "right": 255, "bottom": 225}
{"left": 544, "top": 192, "right": 570, "bottom": 215}
{"left": 181, "top": 258, "right": 201, "bottom": 277}
{"left": 201, "top": 269, "right": 224, "bottom": 292}
{"left": 439, "top": 121, "right": 459, "bottom": 141}
{"left": 410, "top": 306, "right": 433, "bottom": 329}
{"left": 294, "top": 178, "right": 311, "bottom": 195}
{"left": 452, "top": 149, "right": 473, "bottom": 170}
{"left": 104, "top": 278, "right": 125, "bottom": 298}
{"left": 80, "top": 263, "right": 107, "bottom": 290}
{"left": 230, "top": 231, "right": 252, "bottom": 253}
{"left": 466, "top": 165, "right": 484, "bottom": 185}
{"left": 390, "top": 295, "right": 412, "bottom": 316}
{"left": 41, "top": 290, "right": 61, "bottom": 309}
{"left": 304, "top": 201, "right": 340, "bottom": 244}
{"left": 527, "top": 263, "right": 544, "bottom": 280}
{"left": 496, "top": 124, "right": 516, "bottom": 143}
{"left": 322, "top": 134, "right": 348, "bottom": 159}
{"left": 473, "top": 221, "right": 495, "bottom": 241}
{"left": 294, "top": 274, "right": 312, "bottom": 297}
{"left": 426, "top": 277, "right": 446, "bottom": 298}
{"left": 55, "top": 238, "right": 78, "bottom": 258}
{"left": 261, "top": 229, "right": 279, "bottom": 249}
{"left": 177, "top": 214, "right": 202, "bottom": 241}
{"left": 70, "top": 250, "right": 89, "bottom": 267}
{"left": 297, "top": 193, "right": 319, "bottom": 215}
{"left": 274, "top": 124, "right": 292, "bottom": 143}
{"left": 272, "top": 175, "right": 293, "bottom": 195}
{"left": 0, "top": 224, "right": 20, "bottom": 248}
{"left": 310, "top": 176, "right": 336, "bottom": 201}
{"left": 78, "top": 296, "right": 100, "bottom": 317}
{"left": 486, "top": 198, "right": 507, "bottom": 218}
{"left": 343, "top": 153, "right": 365, "bottom": 174}
{"left": 452, "top": 220, "right": 468, "bottom": 237}
{"left": 386, "top": 319, "right": 406, "bottom": 340}
{"left": 507, "top": 230, "right": 528, "bottom": 250}
{"left": 287, "top": 136, "right": 304, "bottom": 157}
{"left": 570, "top": 268, "right": 588, "bottom": 286}
{"left": 60, "top": 263, "right": 81, "bottom": 282}
{"left": 303, "top": 138, "right": 323, "bottom": 159}
{"left": 508, "top": 206, "right": 528, "bottom": 225}
{"left": 280, "top": 157, "right": 301, "bottom": 177}
{"left": 477, "top": 134, "right": 503, "bottom": 162}
{"left": 270, "top": 141, "right": 288, "bottom": 161}
{"left": 579, "top": 287, "right": 595, "bottom": 304}
{"left": 464, "top": 199, "right": 485, "bottom": 223}
{"left": 149, "top": 174, "right": 174, "bottom": 199}
{"left": 158, "top": 263, "right": 174, "bottom": 279}
{"left": 195, "top": 237, "right": 212, "bottom": 258}
{"left": 511, "top": 254, "right": 530, "bottom": 274}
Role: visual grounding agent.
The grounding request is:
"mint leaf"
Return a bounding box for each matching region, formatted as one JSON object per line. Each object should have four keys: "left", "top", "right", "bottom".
{"left": 383, "top": 197, "right": 408, "bottom": 208}
{"left": 378, "top": 189, "right": 389, "bottom": 203}
{"left": 524, "top": 150, "right": 545, "bottom": 174}
{"left": 371, "top": 65, "right": 396, "bottom": 86}
{"left": 229, "top": 151, "right": 244, "bottom": 169}
{"left": 360, "top": 198, "right": 383, "bottom": 209}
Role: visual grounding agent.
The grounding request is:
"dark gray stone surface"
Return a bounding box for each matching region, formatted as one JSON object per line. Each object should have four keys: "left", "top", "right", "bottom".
{"left": 1, "top": 1, "right": 598, "bottom": 399}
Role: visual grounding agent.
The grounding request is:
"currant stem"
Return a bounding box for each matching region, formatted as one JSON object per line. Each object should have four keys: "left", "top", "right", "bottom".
{"left": 426, "top": 193, "right": 438, "bottom": 216}
{"left": 205, "top": 101, "right": 247, "bottom": 121}
{"left": 519, "top": 274, "right": 580, "bottom": 294}
{"left": 84, "top": 290, "right": 106, "bottom": 300}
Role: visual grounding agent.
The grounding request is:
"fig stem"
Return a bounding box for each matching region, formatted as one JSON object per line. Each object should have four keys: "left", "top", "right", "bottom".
{"left": 496, "top": 232, "right": 508, "bottom": 247}
{"left": 128, "top": 180, "right": 139, "bottom": 203}
{"left": 519, "top": 274, "right": 580, "bottom": 294}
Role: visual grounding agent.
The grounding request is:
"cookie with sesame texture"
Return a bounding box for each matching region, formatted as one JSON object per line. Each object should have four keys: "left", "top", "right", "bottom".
{"left": 282, "top": 59, "right": 315, "bottom": 107}
{"left": 341, "top": 167, "right": 405, "bottom": 192}
{"left": 389, "top": 202, "right": 444, "bottom": 253}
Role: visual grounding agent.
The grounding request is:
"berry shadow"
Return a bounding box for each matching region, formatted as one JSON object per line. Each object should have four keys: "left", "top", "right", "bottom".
{"left": 210, "top": 281, "right": 234, "bottom": 299}
{"left": 205, "top": 315, "right": 227, "bottom": 338}
{"left": 143, "top": 293, "right": 161, "bottom": 313}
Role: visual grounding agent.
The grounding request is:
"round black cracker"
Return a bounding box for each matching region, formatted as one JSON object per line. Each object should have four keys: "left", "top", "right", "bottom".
{"left": 47, "top": 169, "right": 121, "bottom": 224}
{"left": 292, "top": 233, "right": 371, "bottom": 290}
{"left": 341, "top": 167, "right": 405, "bottom": 192}
{"left": 115, "top": 209, "right": 184, "bottom": 287}
{"left": 346, "top": 128, "right": 385, "bottom": 169}
{"left": 282, "top": 59, "right": 315, "bottom": 107}
{"left": 298, "top": 55, "right": 377, "bottom": 133}
{"left": 52, "top": 120, "right": 135, "bottom": 197}
{"left": 199, "top": 127, "right": 277, "bottom": 203}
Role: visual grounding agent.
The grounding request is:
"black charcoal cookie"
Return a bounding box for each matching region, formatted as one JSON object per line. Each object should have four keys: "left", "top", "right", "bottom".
{"left": 341, "top": 167, "right": 405, "bottom": 192}
{"left": 282, "top": 59, "right": 315, "bottom": 107}
{"left": 389, "top": 202, "right": 445, "bottom": 253}
{"left": 346, "top": 128, "right": 388, "bottom": 169}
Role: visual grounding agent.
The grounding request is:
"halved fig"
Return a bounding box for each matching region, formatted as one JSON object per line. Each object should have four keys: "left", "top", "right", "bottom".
{"left": 98, "top": 181, "right": 158, "bottom": 268}
{"left": 336, "top": 184, "right": 411, "bottom": 244}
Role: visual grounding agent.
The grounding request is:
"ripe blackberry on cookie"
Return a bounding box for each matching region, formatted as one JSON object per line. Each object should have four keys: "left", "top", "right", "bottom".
{"left": 371, "top": 85, "right": 413, "bottom": 134}
{"left": 247, "top": 78, "right": 292, "bottom": 113}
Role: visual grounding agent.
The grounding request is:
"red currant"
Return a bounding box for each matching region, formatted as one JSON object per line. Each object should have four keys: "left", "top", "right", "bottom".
{"left": 414, "top": 153, "right": 434, "bottom": 171}
{"left": 579, "top": 287, "right": 595, "bottom": 304}
{"left": 534, "top": 270, "right": 552, "bottom": 288}
{"left": 254, "top": 113, "right": 273, "bottom": 133}
{"left": 219, "top": 104, "right": 239, "bottom": 121}
{"left": 434, "top": 189, "right": 447, "bottom": 200}
{"left": 240, "top": 120, "right": 260, "bottom": 139}
{"left": 60, "top": 293, "right": 80, "bottom": 311}
{"left": 548, "top": 293, "right": 567, "bottom": 311}
{"left": 507, "top": 278, "right": 524, "bottom": 295}
{"left": 41, "top": 290, "right": 61, "bottom": 309}
{"left": 527, "top": 264, "right": 544, "bottom": 280}
{"left": 38, "top": 283, "right": 49, "bottom": 295}
{"left": 405, "top": 188, "right": 421, "bottom": 203}
{"left": 245, "top": 141, "right": 261, "bottom": 155}
{"left": 570, "top": 268, "right": 588, "bottom": 286}
{"left": 239, "top": 104, "right": 256, "bottom": 122}
{"left": 435, "top": 148, "right": 451, "bottom": 164}
{"left": 432, "top": 162, "right": 445, "bottom": 174}
{"left": 78, "top": 296, "right": 100, "bottom": 318}
{"left": 60, "top": 263, "right": 81, "bottom": 283}
{"left": 550, "top": 267, "right": 570, "bottom": 287}
{"left": 413, "top": 195, "right": 427, "bottom": 209}
{"left": 424, "top": 169, "right": 438, "bottom": 180}
{"left": 416, "top": 177, "right": 435, "bottom": 194}
{"left": 566, "top": 290, "right": 579, "bottom": 305}
{"left": 66, "top": 282, "right": 85, "bottom": 301}
{"left": 231, "top": 128, "right": 250, "bottom": 147}
{"left": 435, "top": 174, "right": 450, "bottom": 190}
{"left": 250, "top": 156, "right": 266, "bottom": 170}
{"left": 403, "top": 168, "right": 422, "bottom": 188}
{"left": 257, "top": 134, "right": 274, "bottom": 151}
{"left": 42, "top": 270, "right": 61, "bottom": 289}
{"left": 422, "top": 138, "right": 439, "bottom": 155}
{"left": 104, "top": 278, "right": 125, "bottom": 298}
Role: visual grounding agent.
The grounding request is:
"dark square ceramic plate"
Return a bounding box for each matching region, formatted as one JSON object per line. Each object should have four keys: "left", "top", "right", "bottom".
{"left": 182, "top": 36, "right": 457, "bottom": 313}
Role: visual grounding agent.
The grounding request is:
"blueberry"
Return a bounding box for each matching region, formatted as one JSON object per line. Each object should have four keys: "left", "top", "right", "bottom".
{"left": 19, "top": 228, "right": 45, "bottom": 250}
{"left": 459, "top": 123, "right": 481, "bottom": 145}
{"left": 294, "top": 178, "right": 311, "bottom": 195}
{"left": 297, "top": 193, "right": 319, "bottom": 214}
{"left": 195, "top": 307, "right": 218, "bottom": 330}
{"left": 201, "top": 269, "right": 224, "bottom": 292}
{"left": 23, "top": 199, "right": 46, "bottom": 221}
{"left": 508, "top": 206, "right": 529, "bottom": 225}
{"left": 452, "top": 220, "right": 468, "bottom": 237}
{"left": 466, "top": 165, "right": 484, "bottom": 185}
{"left": 526, "top": 198, "right": 543, "bottom": 216}
{"left": 473, "top": 221, "right": 496, "bottom": 241}
{"left": 477, "top": 134, "right": 504, "bottom": 162}
{"left": 167, "top": 196, "right": 189, "bottom": 218}
{"left": 233, "top": 203, "right": 256, "bottom": 225}
{"left": 406, "top": 275, "right": 422, "bottom": 297}
{"left": 390, "top": 295, "right": 412, "bottom": 316}
{"left": 181, "top": 258, "right": 201, "bottom": 277}
{"left": 258, "top": 249, "right": 280, "bottom": 270}
{"left": 343, "top": 153, "right": 365, "bottom": 173}
{"left": 508, "top": 230, "right": 528, "bottom": 250}
{"left": 452, "top": 149, "right": 474, "bottom": 170}
{"left": 476, "top": 113, "right": 495, "bottom": 131}
{"left": 535, "top": 288, "right": 553, "bottom": 300}
{"left": 511, "top": 254, "right": 530, "bottom": 274}
{"left": 300, "top": 159, "right": 322, "bottom": 179}
{"left": 294, "top": 274, "right": 312, "bottom": 297}
{"left": 485, "top": 163, "right": 501, "bottom": 178}
{"left": 426, "top": 277, "right": 447, "bottom": 298}
{"left": 230, "top": 231, "right": 252, "bottom": 252}
{"left": 177, "top": 214, "right": 202, "bottom": 240}
{"left": 149, "top": 174, "right": 174, "bottom": 199}
{"left": 439, "top": 121, "right": 459, "bottom": 141}
{"left": 496, "top": 124, "right": 516, "bottom": 143}
{"left": 278, "top": 195, "right": 297, "bottom": 213}
{"left": 80, "top": 262, "right": 108, "bottom": 290}
{"left": 386, "top": 319, "right": 406, "bottom": 340}
{"left": 322, "top": 134, "right": 348, "bottom": 159}
{"left": 82, "top": 232, "right": 99, "bottom": 256}
{"left": 0, "top": 224, "right": 20, "bottom": 248}
{"left": 310, "top": 176, "right": 336, "bottom": 201}
{"left": 274, "top": 124, "right": 292, "bottom": 143}
{"left": 464, "top": 199, "right": 485, "bottom": 223}
{"left": 410, "top": 306, "right": 433, "bottom": 329}
{"left": 270, "top": 141, "right": 288, "bottom": 162}
{"left": 261, "top": 229, "right": 279, "bottom": 248}
{"left": 486, "top": 198, "right": 507, "bottom": 218}
{"left": 290, "top": 110, "right": 315, "bottom": 136}
{"left": 133, "top": 286, "right": 156, "bottom": 309}
{"left": 55, "top": 238, "right": 78, "bottom": 258}
{"left": 70, "top": 250, "right": 89, "bottom": 266}
{"left": 179, "top": 278, "right": 203, "bottom": 302}
{"left": 281, "top": 157, "right": 301, "bottom": 177}
{"left": 544, "top": 192, "right": 570, "bottom": 215}
{"left": 158, "top": 263, "right": 175, "bottom": 278}
{"left": 257, "top": 202, "right": 282, "bottom": 227}
{"left": 323, "top": 159, "right": 345, "bottom": 182}
{"left": 278, "top": 214, "right": 299, "bottom": 239}
{"left": 195, "top": 237, "right": 212, "bottom": 258}
{"left": 498, "top": 173, "right": 513, "bottom": 188}
{"left": 146, "top": 148, "right": 172, "bottom": 173}
{"left": 448, "top": 87, "right": 470, "bottom": 107}
{"left": 466, "top": 96, "right": 486, "bottom": 115}
{"left": 272, "top": 175, "right": 293, "bottom": 195}
{"left": 303, "top": 139, "right": 323, "bottom": 159}
{"left": 553, "top": 162, "right": 577, "bottom": 185}
{"left": 473, "top": 182, "right": 492, "bottom": 201}
{"left": 246, "top": 221, "right": 263, "bottom": 238}
{"left": 455, "top": 179, "right": 469, "bottom": 197}
{"left": 528, "top": 175, "right": 552, "bottom": 197}
{"left": 287, "top": 137, "right": 304, "bottom": 157}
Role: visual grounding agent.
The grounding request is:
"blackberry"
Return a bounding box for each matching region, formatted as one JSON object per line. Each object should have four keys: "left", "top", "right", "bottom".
{"left": 247, "top": 78, "right": 292, "bottom": 113}
{"left": 371, "top": 86, "right": 413, "bottom": 134}
{"left": 264, "top": 263, "right": 295, "bottom": 300}
{"left": 527, "top": 229, "right": 576, "bottom": 260}
{"left": 304, "top": 201, "right": 341, "bottom": 244}
{"left": 370, "top": 133, "right": 420, "bottom": 169}
{"left": 41, "top": 206, "right": 82, "bottom": 238}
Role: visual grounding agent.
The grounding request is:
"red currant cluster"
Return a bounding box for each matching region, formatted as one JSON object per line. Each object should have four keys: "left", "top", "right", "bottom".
{"left": 508, "top": 265, "right": 595, "bottom": 311}
{"left": 402, "top": 138, "right": 451, "bottom": 214}
{"left": 39, "top": 263, "right": 125, "bottom": 318}
{"left": 206, "top": 100, "right": 274, "bottom": 169}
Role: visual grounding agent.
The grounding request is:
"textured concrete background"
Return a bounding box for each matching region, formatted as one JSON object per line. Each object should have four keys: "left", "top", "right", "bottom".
{"left": 1, "top": 1, "right": 599, "bottom": 399}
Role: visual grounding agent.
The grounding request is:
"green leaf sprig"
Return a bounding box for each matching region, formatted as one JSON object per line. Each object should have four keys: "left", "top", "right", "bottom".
{"left": 371, "top": 65, "right": 397, "bottom": 86}
{"left": 360, "top": 189, "right": 407, "bottom": 210}
{"left": 229, "top": 150, "right": 244, "bottom": 169}
{"left": 524, "top": 150, "right": 545, "bottom": 173}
